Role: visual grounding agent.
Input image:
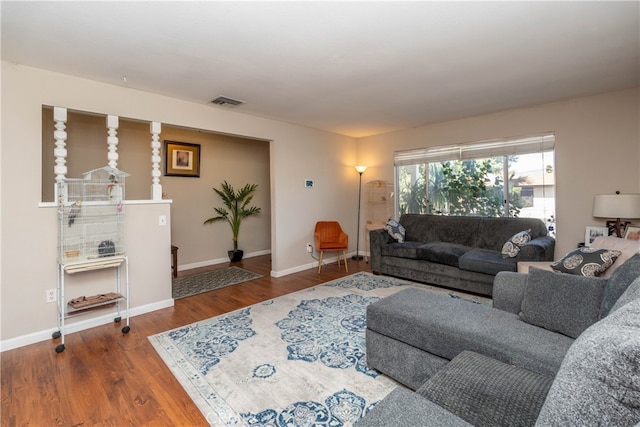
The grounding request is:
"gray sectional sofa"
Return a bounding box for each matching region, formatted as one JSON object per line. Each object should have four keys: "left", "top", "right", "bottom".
{"left": 369, "top": 214, "right": 555, "bottom": 296}
{"left": 358, "top": 253, "right": 640, "bottom": 426}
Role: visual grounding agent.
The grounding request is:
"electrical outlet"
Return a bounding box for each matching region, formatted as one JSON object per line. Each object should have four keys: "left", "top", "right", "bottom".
{"left": 306, "top": 243, "right": 313, "bottom": 253}
{"left": 46, "top": 289, "right": 57, "bottom": 303}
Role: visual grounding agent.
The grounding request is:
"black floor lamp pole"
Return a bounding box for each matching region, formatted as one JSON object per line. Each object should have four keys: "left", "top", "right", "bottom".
{"left": 352, "top": 167, "right": 365, "bottom": 260}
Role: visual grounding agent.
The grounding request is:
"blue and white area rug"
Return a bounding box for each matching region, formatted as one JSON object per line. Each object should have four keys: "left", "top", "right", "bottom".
{"left": 149, "top": 272, "right": 488, "bottom": 426}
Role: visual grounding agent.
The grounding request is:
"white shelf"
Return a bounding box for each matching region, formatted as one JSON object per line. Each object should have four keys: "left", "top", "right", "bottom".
{"left": 62, "top": 255, "right": 126, "bottom": 274}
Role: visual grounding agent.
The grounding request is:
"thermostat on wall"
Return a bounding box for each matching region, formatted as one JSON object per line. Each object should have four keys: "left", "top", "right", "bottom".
{"left": 304, "top": 179, "right": 314, "bottom": 188}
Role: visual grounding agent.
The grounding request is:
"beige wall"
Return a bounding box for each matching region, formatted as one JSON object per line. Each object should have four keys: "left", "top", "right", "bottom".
{"left": 1, "top": 62, "right": 357, "bottom": 348}
{"left": 357, "top": 87, "right": 640, "bottom": 257}
{"left": 2, "top": 60, "right": 638, "bottom": 350}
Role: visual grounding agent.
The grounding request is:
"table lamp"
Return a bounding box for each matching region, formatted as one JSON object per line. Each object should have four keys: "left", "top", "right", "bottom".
{"left": 593, "top": 192, "right": 640, "bottom": 237}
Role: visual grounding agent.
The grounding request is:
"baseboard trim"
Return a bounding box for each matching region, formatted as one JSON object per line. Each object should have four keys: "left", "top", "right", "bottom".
{"left": 178, "top": 249, "right": 271, "bottom": 272}
{"left": 271, "top": 252, "right": 355, "bottom": 277}
{"left": 0, "top": 298, "right": 175, "bottom": 352}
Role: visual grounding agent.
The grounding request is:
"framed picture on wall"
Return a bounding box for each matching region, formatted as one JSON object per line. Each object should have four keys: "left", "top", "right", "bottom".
{"left": 164, "top": 140, "right": 201, "bottom": 177}
{"left": 585, "top": 226, "right": 607, "bottom": 246}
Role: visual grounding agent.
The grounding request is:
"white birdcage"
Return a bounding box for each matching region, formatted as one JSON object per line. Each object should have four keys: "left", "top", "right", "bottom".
{"left": 57, "top": 166, "right": 129, "bottom": 263}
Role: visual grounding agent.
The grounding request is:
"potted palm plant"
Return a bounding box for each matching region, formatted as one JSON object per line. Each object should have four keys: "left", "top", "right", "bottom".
{"left": 204, "top": 181, "right": 261, "bottom": 262}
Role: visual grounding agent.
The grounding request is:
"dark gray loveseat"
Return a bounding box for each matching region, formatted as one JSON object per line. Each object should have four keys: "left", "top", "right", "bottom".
{"left": 369, "top": 214, "right": 555, "bottom": 296}
{"left": 359, "top": 253, "right": 640, "bottom": 426}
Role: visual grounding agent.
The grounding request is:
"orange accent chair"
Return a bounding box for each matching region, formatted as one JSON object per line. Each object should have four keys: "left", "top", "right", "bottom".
{"left": 314, "top": 221, "right": 349, "bottom": 274}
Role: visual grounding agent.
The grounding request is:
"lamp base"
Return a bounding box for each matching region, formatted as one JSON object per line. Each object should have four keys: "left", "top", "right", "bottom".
{"left": 613, "top": 218, "right": 623, "bottom": 238}
{"left": 351, "top": 255, "right": 364, "bottom": 260}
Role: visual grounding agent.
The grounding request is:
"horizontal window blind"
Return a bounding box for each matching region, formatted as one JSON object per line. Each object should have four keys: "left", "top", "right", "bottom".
{"left": 394, "top": 133, "right": 555, "bottom": 166}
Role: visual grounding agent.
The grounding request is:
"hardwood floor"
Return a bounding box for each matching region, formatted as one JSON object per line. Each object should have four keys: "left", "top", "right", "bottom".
{"left": 1, "top": 254, "right": 372, "bottom": 426}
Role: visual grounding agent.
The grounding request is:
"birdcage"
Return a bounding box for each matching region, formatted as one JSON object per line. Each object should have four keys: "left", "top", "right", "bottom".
{"left": 54, "top": 166, "right": 131, "bottom": 353}
{"left": 57, "top": 166, "right": 129, "bottom": 263}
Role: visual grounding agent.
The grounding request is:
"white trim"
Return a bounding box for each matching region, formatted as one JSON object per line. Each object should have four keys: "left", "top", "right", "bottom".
{"left": 270, "top": 252, "right": 355, "bottom": 277}
{"left": 0, "top": 299, "right": 174, "bottom": 352}
{"left": 177, "top": 249, "right": 271, "bottom": 272}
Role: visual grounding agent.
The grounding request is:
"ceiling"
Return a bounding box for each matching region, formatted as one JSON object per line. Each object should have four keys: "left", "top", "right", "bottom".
{"left": 2, "top": 1, "right": 639, "bottom": 138}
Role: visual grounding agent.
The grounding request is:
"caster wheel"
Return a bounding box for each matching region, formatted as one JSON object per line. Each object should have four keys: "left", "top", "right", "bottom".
{"left": 52, "top": 331, "right": 61, "bottom": 339}
{"left": 122, "top": 326, "right": 130, "bottom": 334}
{"left": 114, "top": 316, "right": 122, "bottom": 323}
{"left": 55, "top": 344, "right": 65, "bottom": 353}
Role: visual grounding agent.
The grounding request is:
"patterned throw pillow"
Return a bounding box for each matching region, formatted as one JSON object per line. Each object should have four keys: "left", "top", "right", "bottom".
{"left": 384, "top": 218, "right": 406, "bottom": 243}
{"left": 551, "top": 248, "right": 622, "bottom": 277}
{"left": 501, "top": 229, "right": 532, "bottom": 258}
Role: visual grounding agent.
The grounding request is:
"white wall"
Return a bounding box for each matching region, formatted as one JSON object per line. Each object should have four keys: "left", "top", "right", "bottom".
{"left": 358, "top": 88, "right": 640, "bottom": 257}
{"left": 1, "top": 62, "right": 358, "bottom": 347}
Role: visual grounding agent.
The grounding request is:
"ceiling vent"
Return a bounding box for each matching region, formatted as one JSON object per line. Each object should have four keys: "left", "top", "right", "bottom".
{"left": 211, "top": 96, "right": 245, "bottom": 107}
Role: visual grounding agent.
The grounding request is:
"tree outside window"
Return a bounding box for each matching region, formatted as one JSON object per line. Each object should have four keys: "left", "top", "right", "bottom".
{"left": 397, "top": 150, "right": 555, "bottom": 230}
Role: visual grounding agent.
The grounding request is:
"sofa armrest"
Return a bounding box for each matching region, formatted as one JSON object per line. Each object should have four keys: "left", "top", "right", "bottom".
{"left": 369, "top": 228, "right": 391, "bottom": 273}
{"left": 492, "top": 272, "right": 528, "bottom": 314}
{"left": 517, "top": 235, "right": 555, "bottom": 262}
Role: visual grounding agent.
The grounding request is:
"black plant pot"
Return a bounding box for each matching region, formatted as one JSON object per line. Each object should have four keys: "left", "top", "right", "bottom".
{"left": 228, "top": 250, "right": 244, "bottom": 262}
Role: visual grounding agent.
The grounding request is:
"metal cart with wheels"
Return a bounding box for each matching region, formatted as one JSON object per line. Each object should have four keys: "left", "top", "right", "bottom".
{"left": 53, "top": 256, "right": 130, "bottom": 353}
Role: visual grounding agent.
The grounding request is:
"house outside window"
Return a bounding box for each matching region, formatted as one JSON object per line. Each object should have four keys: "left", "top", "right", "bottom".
{"left": 395, "top": 134, "right": 556, "bottom": 235}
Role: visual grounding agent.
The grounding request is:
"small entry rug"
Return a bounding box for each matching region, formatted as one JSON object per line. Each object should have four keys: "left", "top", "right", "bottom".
{"left": 151, "top": 272, "right": 488, "bottom": 426}
{"left": 172, "top": 267, "right": 263, "bottom": 299}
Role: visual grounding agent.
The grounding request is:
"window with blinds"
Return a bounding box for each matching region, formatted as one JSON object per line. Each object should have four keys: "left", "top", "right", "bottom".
{"left": 394, "top": 133, "right": 556, "bottom": 234}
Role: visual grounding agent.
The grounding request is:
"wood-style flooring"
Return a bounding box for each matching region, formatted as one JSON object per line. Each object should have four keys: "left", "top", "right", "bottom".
{"left": 1, "top": 254, "right": 372, "bottom": 426}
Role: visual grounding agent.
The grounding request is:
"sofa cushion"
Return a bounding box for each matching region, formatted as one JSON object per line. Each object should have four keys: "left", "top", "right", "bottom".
{"left": 416, "top": 242, "right": 471, "bottom": 267}
{"left": 520, "top": 268, "right": 606, "bottom": 339}
{"left": 535, "top": 298, "right": 640, "bottom": 426}
{"left": 367, "top": 288, "right": 573, "bottom": 377}
{"left": 475, "top": 217, "right": 548, "bottom": 251}
{"left": 355, "top": 386, "right": 472, "bottom": 427}
{"left": 384, "top": 218, "right": 406, "bottom": 243}
{"left": 380, "top": 241, "right": 424, "bottom": 259}
{"left": 501, "top": 229, "right": 532, "bottom": 258}
{"left": 399, "top": 214, "right": 480, "bottom": 247}
{"left": 418, "top": 351, "right": 553, "bottom": 427}
{"left": 550, "top": 247, "right": 621, "bottom": 277}
{"left": 601, "top": 253, "right": 640, "bottom": 317}
{"left": 458, "top": 248, "right": 518, "bottom": 275}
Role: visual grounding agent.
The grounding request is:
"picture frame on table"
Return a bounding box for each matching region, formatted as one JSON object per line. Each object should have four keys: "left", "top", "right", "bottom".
{"left": 585, "top": 226, "right": 607, "bottom": 246}
{"left": 164, "top": 140, "right": 201, "bottom": 177}
{"left": 624, "top": 226, "right": 640, "bottom": 241}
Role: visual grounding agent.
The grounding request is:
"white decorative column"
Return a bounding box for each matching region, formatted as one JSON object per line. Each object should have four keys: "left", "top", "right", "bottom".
{"left": 53, "top": 107, "right": 68, "bottom": 201}
{"left": 150, "top": 121, "right": 163, "bottom": 200}
{"left": 107, "top": 115, "right": 119, "bottom": 169}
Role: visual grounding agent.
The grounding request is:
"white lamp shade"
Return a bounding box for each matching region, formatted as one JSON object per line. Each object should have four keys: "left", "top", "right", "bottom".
{"left": 593, "top": 194, "right": 640, "bottom": 219}
{"left": 354, "top": 165, "right": 368, "bottom": 174}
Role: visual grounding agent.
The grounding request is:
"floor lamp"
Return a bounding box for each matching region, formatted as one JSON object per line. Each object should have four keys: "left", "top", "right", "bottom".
{"left": 353, "top": 165, "right": 367, "bottom": 260}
